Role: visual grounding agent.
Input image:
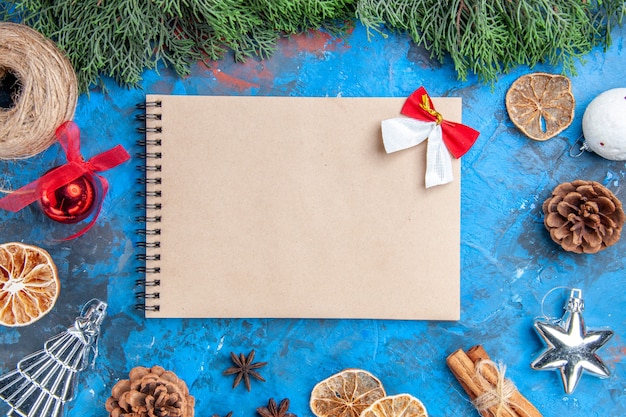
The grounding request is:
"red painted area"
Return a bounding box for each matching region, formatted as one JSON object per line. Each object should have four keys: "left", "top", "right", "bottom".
{"left": 195, "top": 57, "right": 277, "bottom": 91}
{"left": 211, "top": 68, "right": 259, "bottom": 91}
{"left": 231, "top": 60, "right": 275, "bottom": 84}
{"left": 282, "top": 29, "right": 351, "bottom": 58}
{"left": 293, "top": 30, "right": 334, "bottom": 52}
{"left": 192, "top": 29, "right": 355, "bottom": 91}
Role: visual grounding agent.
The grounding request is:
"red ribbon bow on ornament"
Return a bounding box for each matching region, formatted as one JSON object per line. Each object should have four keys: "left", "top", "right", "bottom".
{"left": 382, "top": 87, "right": 480, "bottom": 187}
{"left": 0, "top": 121, "right": 130, "bottom": 239}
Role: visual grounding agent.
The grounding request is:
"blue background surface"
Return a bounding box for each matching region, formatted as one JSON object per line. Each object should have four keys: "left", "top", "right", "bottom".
{"left": 0, "top": 21, "right": 625, "bottom": 417}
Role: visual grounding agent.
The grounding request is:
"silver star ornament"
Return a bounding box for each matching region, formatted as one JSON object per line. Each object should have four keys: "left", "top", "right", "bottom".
{"left": 531, "top": 288, "right": 613, "bottom": 394}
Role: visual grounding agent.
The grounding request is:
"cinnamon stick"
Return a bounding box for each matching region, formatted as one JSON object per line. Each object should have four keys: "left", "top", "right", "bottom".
{"left": 466, "top": 345, "right": 542, "bottom": 417}
{"left": 446, "top": 345, "right": 543, "bottom": 417}
{"left": 446, "top": 349, "right": 515, "bottom": 417}
{"left": 446, "top": 349, "right": 483, "bottom": 400}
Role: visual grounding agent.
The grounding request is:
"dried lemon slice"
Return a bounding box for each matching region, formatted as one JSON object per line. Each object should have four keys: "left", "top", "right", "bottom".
{"left": 505, "top": 72, "right": 575, "bottom": 141}
{"left": 310, "top": 369, "right": 386, "bottom": 417}
{"left": 360, "top": 394, "right": 428, "bottom": 417}
{"left": 0, "top": 242, "right": 59, "bottom": 326}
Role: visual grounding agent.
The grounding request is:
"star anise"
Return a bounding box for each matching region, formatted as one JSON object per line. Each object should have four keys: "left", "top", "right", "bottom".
{"left": 256, "top": 398, "right": 296, "bottom": 417}
{"left": 223, "top": 350, "right": 267, "bottom": 391}
{"left": 212, "top": 412, "right": 233, "bottom": 417}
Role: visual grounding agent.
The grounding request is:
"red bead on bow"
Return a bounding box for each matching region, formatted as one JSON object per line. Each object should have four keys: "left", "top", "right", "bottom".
{"left": 0, "top": 121, "right": 130, "bottom": 239}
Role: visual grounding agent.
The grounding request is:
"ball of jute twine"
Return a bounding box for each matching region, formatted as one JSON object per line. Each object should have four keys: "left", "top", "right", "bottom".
{"left": 0, "top": 22, "right": 78, "bottom": 160}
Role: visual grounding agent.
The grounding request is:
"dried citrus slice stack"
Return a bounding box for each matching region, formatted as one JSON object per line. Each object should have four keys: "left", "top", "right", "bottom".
{"left": 505, "top": 72, "right": 575, "bottom": 141}
{"left": 310, "top": 369, "right": 386, "bottom": 417}
{"left": 0, "top": 242, "right": 59, "bottom": 326}
{"left": 360, "top": 394, "right": 428, "bottom": 417}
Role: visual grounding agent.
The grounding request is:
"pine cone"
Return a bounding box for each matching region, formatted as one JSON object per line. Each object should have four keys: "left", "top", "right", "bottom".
{"left": 543, "top": 180, "right": 625, "bottom": 253}
{"left": 105, "top": 366, "right": 195, "bottom": 417}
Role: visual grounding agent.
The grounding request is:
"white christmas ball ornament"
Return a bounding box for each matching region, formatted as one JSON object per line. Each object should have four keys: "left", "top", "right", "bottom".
{"left": 582, "top": 88, "right": 626, "bottom": 160}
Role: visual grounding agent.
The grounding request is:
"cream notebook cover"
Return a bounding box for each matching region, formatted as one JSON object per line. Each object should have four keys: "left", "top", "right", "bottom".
{"left": 139, "top": 94, "right": 461, "bottom": 320}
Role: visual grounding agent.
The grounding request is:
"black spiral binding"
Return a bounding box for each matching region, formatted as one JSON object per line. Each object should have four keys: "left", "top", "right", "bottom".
{"left": 135, "top": 100, "right": 162, "bottom": 312}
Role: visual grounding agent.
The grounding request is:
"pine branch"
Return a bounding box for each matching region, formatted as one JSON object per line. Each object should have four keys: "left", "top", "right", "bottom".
{"left": 250, "top": 0, "right": 355, "bottom": 34}
{"left": 0, "top": 0, "right": 356, "bottom": 91}
{"left": 357, "top": 0, "right": 624, "bottom": 83}
{"left": 0, "top": 0, "right": 622, "bottom": 91}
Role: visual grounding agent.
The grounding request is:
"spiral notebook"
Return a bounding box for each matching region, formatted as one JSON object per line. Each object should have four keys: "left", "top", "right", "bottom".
{"left": 136, "top": 94, "right": 461, "bottom": 320}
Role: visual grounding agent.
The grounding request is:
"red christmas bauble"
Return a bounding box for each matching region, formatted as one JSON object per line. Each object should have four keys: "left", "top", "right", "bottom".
{"left": 39, "top": 172, "right": 99, "bottom": 224}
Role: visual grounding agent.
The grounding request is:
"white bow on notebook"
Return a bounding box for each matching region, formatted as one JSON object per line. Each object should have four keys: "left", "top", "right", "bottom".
{"left": 381, "top": 87, "right": 480, "bottom": 188}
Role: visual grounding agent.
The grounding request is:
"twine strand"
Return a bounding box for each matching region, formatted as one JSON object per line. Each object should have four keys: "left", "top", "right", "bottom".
{"left": 473, "top": 360, "right": 533, "bottom": 417}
